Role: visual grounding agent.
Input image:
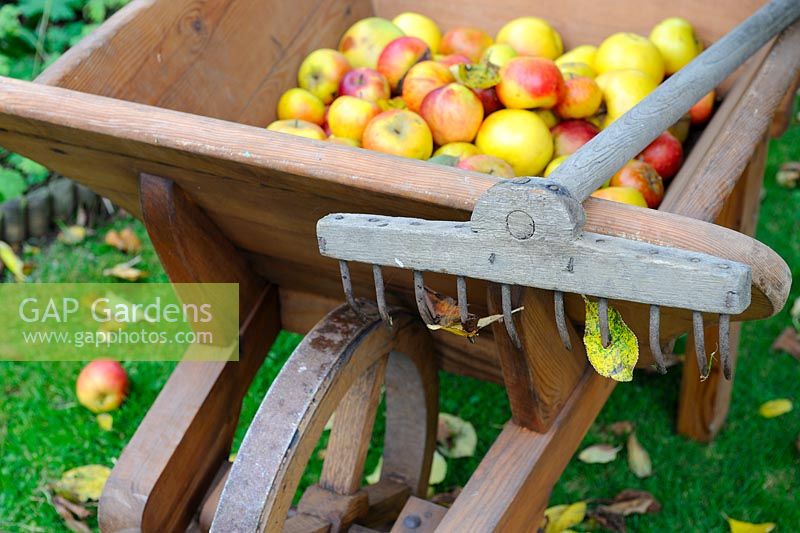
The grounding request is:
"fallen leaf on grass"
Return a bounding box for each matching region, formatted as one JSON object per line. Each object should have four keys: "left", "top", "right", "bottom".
{"left": 791, "top": 297, "right": 800, "bottom": 331}
{"left": 51, "top": 495, "right": 91, "bottom": 533}
{"left": 776, "top": 161, "right": 800, "bottom": 188}
{"left": 543, "top": 501, "right": 586, "bottom": 533}
{"left": 627, "top": 432, "right": 652, "bottom": 478}
{"left": 597, "top": 489, "right": 661, "bottom": 516}
{"left": 606, "top": 421, "right": 634, "bottom": 436}
{"left": 437, "top": 413, "right": 477, "bottom": 458}
{"left": 583, "top": 298, "right": 638, "bottom": 382}
{"left": 96, "top": 413, "right": 113, "bottom": 431}
{"left": 578, "top": 443, "right": 621, "bottom": 464}
{"left": 725, "top": 515, "right": 776, "bottom": 532}
{"left": 53, "top": 465, "right": 111, "bottom": 503}
{"left": 758, "top": 398, "right": 793, "bottom": 418}
{"left": 771, "top": 327, "right": 800, "bottom": 361}
{"left": 587, "top": 509, "right": 627, "bottom": 532}
{"left": 0, "top": 241, "right": 25, "bottom": 282}
{"left": 58, "top": 225, "right": 88, "bottom": 245}
{"left": 103, "top": 256, "right": 147, "bottom": 281}
{"left": 105, "top": 227, "right": 142, "bottom": 254}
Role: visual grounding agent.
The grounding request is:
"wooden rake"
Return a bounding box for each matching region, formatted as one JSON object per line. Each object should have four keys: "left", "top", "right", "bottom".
{"left": 317, "top": 0, "right": 800, "bottom": 380}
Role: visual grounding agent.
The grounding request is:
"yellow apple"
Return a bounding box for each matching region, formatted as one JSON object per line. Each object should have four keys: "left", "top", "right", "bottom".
{"left": 475, "top": 109, "right": 553, "bottom": 176}
{"left": 556, "top": 45, "right": 597, "bottom": 69}
{"left": 457, "top": 154, "right": 515, "bottom": 178}
{"left": 362, "top": 109, "right": 433, "bottom": 159}
{"left": 595, "top": 32, "right": 665, "bottom": 83}
{"left": 590, "top": 186, "right": 648, "bottom": 207}
{"left": 544, "top": 154, "right": 569, "bottom": 177}
{"left": 434, "top": 142, "right": 481, "bottom": 160}
{"left": 496, "top": 17, "right": 563, "bottom": 60}
{"left": 277, "top": 88, "right": 326, "bottom": 125}
{"left": 557, "top": 61, "right": 596, "bottom": 79}
{"left": 339, "top": 17, "right": 404, "bottom": 69}
{"left": 555, "top": 76, "right": 602, "bottom": 119}
{"left": 327, "top": 136, "right": 360, "bottom": 147}
{"left": 440, "top": 27, "right": 493, "bottom": 63}
{"left": 534, "top": 109, "right": 559, "bottom": 128}
{"left": 297, "top": 48, "right": 351, "bottom": 104}
{"left": 649, "top": 17, "right": 703, "bottom": 75}
{"left": 327, "top": 96, "right": 380, "bottom": 141}
{"left": 392, "top": 12, "right": 442, "bottom": 54}
{"left": 481, "top": 44, "right": 517, "bottom": 68}
{"left": 267, "top": 119, "right": 327, "bottom": 140}
{"left": 596, "top": 69, "right": 658, "bottom": 126}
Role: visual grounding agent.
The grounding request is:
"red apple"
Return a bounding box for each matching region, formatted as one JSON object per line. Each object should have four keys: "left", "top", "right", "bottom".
{"left": 401, "top": 60, "right": 454, "bottom": 112}
{"left": 76, "top": 359, "right": 129, "bottom": 413}
{"left": 378, "top": 36, "right": 431, "bottom": 93}
{"left": 338, "top": 68, "right": 390, "bottom": 103}
{"left": 609, "top": 160, "right": 664, "bottom": 208}
{"left": 550, "top": 120, "right": 599, "bottom": 157}
{"left": 437, "top": 54, "right": 471, "bottom": 67}
{"left": 440, "top": 27, "right": 493, "bottom": 63}
{"left": 457, "top": 154, "right": 515, "bottom": 178}
{"left": 554, "top": 76, "right": 602, "bottom": 119}
{"left": 637, "top": 131, "right": 683, "bottom": 181}
{"left": 420, "top": 83, "right": 484, "bottom": 145}
{"left": 497, "top": 56, "right": 564, "bottom": 109}
{"left": 475, "top": 86, "right": 504, "bottom": 115}
{"left": 689, "top": 90, "right": 715, "bottom": 125}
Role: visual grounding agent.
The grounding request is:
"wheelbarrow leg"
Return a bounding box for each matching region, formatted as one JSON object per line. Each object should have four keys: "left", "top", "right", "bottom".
{"left": 99, "top": 175, "right": 279, "bottom": 532}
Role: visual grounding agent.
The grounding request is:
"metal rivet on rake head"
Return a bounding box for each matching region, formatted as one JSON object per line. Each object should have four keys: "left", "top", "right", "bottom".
{"left": 339, "top": 260, "right": 369, "bottom": 322}
{"left": 501, "top": 284, "right": 522, "bottom": 350}
{"left": 649, "top": 305, "right": 667, "bottom": 374}
{"left": 372, "top": 264, "right": 392, "bottom": 328}
{"left": 413, "top": 270, "right": 434, "bottom": 325}
{"left": 456, "top": 276, "right": 469, "bottom": 326}
{"left": 719, "top": 314, "right": 731, "bottom": 380}
{"left": 692, "top": 311, "right": 708, "bottom": 377}
{"left": 598, "top": 298, "right": 610, "bottom": 348}
{"left": 554, "top": 290, "right": 572, "bottom": 352}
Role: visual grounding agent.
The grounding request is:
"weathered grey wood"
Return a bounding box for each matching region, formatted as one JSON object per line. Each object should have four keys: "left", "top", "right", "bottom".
{"left": 25, "top": 187, "right": 51, "bottom": 238}
{"left": 550, "top": 0, "right": 800, "bottom": 200}
{"left": 318, "top": 180, "right": 751, "bottom": 315}
{"left": 1, "top": 197, "right": 26, "bottom": 244}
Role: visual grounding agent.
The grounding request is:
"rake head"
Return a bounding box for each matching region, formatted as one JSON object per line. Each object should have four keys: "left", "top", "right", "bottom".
{"left": 317, "top": 179, "right": 750, "bottom": 380}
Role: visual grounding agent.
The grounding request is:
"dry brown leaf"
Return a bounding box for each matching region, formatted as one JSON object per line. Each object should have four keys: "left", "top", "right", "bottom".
{"left": 587, "top": 509, "right": 627, "bottom": 533}
{"left": 598, "top": 489, "right": 661, "bottom": 516}
{"left": 627, "top": 432, "right": 652, "bottom": 478}
{"left": 776, "top": 161, "right": 800, "bottom": 188}
{"left": 578, "top": 443, "right": 622, "bottom": 464}
{"left": 607, "top": 421, "right": 634, "bottom": 436}
{"left": 771, "top": 327, "right": 800, "bottom": 361}
{"left": 423, "top": 286, "right": 522, "bottom": 340}
{"left": 105, "top": 227, "right": 142, "bottom": 254}
{"left": 103, "top": 256, "right": 147, "bottom": 281}
{"left": 51, "top": 495, "right": 91, "bottom": 533}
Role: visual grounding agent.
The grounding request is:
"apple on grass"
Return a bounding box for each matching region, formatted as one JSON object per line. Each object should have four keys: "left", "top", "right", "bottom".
{"left": 297, "top": 48, "right": 351, "bottom": 104}
{"left": 419, "top": 83, "right": 484, "bottom": 145}
{"left": 402, "top": 60, "right": 454, "bottom": 112}
{"left": 551, "top": 120, "right": 599, "bottom": 157}
{"left": 497, "top": 56, "right": 564, "bottom": 110}
{"left": 362, "top": 110, "right": 433, "bottom": 160}
{"left": 338, "top": 68, "right": 390, "bottom": 102}
{"left": 377, "top": 36, "right": 431, "bottom": 93}
{"left": 637, "top": 131, "right": 683, "bottom": 181}
{"left": 76, "top": 360, "right": 129, "bottom": 413}
{"left": 267, "top": 119, "right": 327, "bottom": 140}
{"left": 609, "top": 160, "right": 664, "bottom": 208}
{"left": 327, "top": 96, "right": 381, "bottom": 141}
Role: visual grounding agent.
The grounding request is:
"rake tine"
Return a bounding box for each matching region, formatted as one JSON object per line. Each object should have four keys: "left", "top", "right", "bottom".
{"left": 501, "top": 284, "right": 522, "bottom": 350}
{"left": 339, "top": 260, "right": 369, "bottom": 322}
{"left": 598, "top": 298, "right": 611, "bottom": 348}
{"left": 372, "top": 264, "right": 392, "bottom": 328}
{"left": 649, "top": 305, "right": 667, "bottom": 374}
{"left": 413, "top": 270, "right": 435, "bottom": 325}
{"left": 692, "top": 311, "right": 709, "bottom": 377}
{"left": 456, "top": 276, "right": 469, "bottom": 326}
{"left": 719, "top": 314, "right": 732, "bottom": 380}
{"left": 554, "top": 290, "right": 572, "bottom": 352}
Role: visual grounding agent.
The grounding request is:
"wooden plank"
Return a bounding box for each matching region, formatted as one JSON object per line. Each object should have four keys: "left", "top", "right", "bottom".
{"left": 0, "top": 76, "right": 789, "bottom": 325}
{"left": 198, "top": 462, "right": 232, "bottom": 532}
{"left": 438, "top": 370, "right": 616, "bottom": 532}
{"left": 487, "top": 287, "right": 585, "bottom": 431}
{"left": 389, "top": 497, "right": 448, "bottom": 533}
{"left": 98, "top": 176, "right": 279, "bottom": 532}
{"left": 37, "top": 0, "right": 372, "bottom": 126}
{"left": 360, "top": 480, "right": 412, "bottom": 528}
{"left": 285, "top": 513, "right": 331, "bottom": 533}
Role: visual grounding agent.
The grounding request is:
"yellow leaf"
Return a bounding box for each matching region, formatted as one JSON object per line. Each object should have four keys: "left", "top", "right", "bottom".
{"left": 544, "top": 501, "right": 587, "bottom": 533}
{"left": 627, "top": 431, "right": 652, "bottom": 478}
{"left": 759, "top": 399, "right": 793, "bottom": 418}
{"left": 96, "top": 414, "right": 113, "bottom": 432}
{"left": 578, "top": 443, "right": 621, "bottom": 463}
{"left": 726, "top": 516, "right": 776, "bottom": 532}
{"left": 0, "top": 241, "right": 25, "bottom": 282}
{"left": 53, "top": 465, "right": 111, "bottom": 503}
{"left": 429, "top": 450, "right": 447, "bottom": 485}
{"left": 58, "top": 225, "right": 87, "bottom": 245}
{"left": 438, "top": 413, "right": 477, "bottom": 458}
{"left": 366, "top": 457, "right": 383, "bottom": 485}
{"left": 103, "top": 257, "right": 147, "bottom": 281}
{"left": 583, "top": 298, "right": 638, "bottom": 382}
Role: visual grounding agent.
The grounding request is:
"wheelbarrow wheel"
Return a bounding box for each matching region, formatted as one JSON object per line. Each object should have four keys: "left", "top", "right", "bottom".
{"left": 212, "top": 301, "right": 439, "bottom": 532}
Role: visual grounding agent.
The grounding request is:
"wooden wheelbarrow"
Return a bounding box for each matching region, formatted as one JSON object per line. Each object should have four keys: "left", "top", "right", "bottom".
{"left": 0, "top": 0, "right": 797, "bottom": 530}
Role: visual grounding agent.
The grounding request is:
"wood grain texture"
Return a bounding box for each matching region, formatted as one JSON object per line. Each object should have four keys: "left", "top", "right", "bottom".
{"left": 0, "top": 77, "right": 788, "bottom": 326}
{"left": 37, "top": 0, "right": 372, "bottom": 126}
{"left": 99, "top": 177, "right": 278, "bottom": 533}
{"left": 487, "top": 287, "right": 586, "bottom": 431}
{"left": 438, "top": 370, "right": 616, "bottom": 532}
{"left": 389, "top": 497, "right": 448, "bottom": 533}
{"left": 212, "top": 304, "right": 436, "bottom": 532}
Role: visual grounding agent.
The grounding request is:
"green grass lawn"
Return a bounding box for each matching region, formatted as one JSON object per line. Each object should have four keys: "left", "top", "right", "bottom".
{"left": 1, "top": 116, "right": 798, "bottom": 531}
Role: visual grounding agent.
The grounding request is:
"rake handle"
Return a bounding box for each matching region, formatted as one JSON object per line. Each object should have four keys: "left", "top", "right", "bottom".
{"left": 550, "top": 0, "right": 800, "bottom": 202}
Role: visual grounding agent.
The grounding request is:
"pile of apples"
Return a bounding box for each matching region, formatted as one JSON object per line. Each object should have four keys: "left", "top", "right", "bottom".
{"left": 267, "top": 13, "right": 716, "bottom": 209}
